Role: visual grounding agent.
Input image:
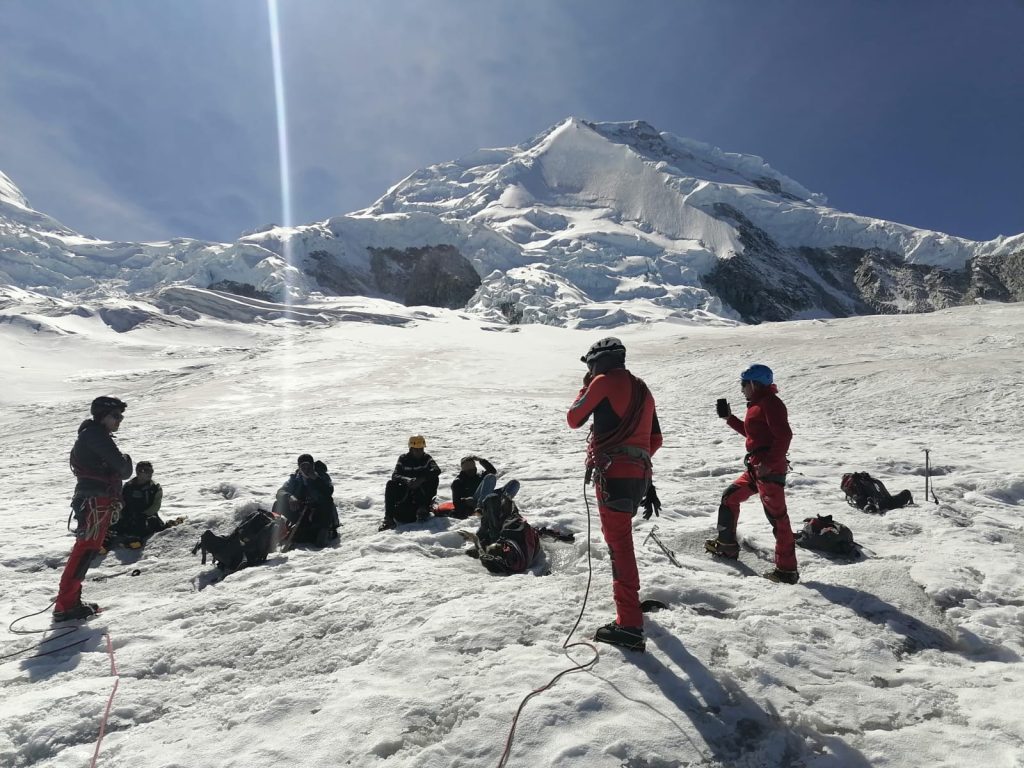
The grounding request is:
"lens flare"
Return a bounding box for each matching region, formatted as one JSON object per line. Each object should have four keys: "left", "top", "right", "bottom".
{"left": 267, "top": 0, "right": 293, "bottom": 308}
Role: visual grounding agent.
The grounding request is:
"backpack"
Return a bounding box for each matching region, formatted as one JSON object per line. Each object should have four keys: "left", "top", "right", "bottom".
{"left": 795, "top": 515, "right": 857, "bottom": 556}
{"left": 192, "top": 509, "right": 284, "bottom": 573}
{"left": 840, "top": 472, "right": 913, "bottom": 514}
{"left": 474, "top": 479, "right": 538, "bottom": 575}
{"left": 478, "top": 518, "right": 541, "bottom": 575}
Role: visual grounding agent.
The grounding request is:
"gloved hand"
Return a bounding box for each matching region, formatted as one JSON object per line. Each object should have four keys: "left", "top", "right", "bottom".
{"left": 642, "top": 484, "right": 662, "bottom": 520}
{"left": 716, "top": 398, "right": 731, "bottom": 419}
{"left": 583, "top": 370, "right": 594, "bottom": 386}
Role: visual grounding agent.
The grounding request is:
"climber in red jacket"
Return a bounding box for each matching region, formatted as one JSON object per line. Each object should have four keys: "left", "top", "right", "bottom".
{"left": 706, "top": 364, "right": 799, "bottom": 584}
{"left": 567, "top": 337, "right": 662, "bottom": 652}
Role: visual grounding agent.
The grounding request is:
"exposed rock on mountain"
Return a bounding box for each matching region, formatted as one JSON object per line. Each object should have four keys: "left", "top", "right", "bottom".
{"left": 368, "top": 245, "right": 481, "bottom": 309}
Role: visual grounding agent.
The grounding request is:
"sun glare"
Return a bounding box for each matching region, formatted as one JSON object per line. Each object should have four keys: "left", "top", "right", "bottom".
{"left": 267, "top": 0, "right": 294, "bottom": 308}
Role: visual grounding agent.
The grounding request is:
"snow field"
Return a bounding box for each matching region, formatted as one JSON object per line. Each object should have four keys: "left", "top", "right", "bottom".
{"left": 1, "top": 300, "right": 1023, "bottom": 767}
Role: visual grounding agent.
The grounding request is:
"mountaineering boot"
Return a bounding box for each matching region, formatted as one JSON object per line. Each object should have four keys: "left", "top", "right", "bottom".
{"left": 378, "top": 518, "right": 396, "bottom": 532}
{"left": 53, "top": 601, "right": 101, "bottom": 622}
{"left": 416, "top": 507, "right": 431, "bottom": 523}
{"left": 705, "top": 538, "right": 739, "bottom": 559}
{"left": 763, "top": 568, "right": 800, "bottom": 584}
{"left": 594, "top": 622, "right": 646, "bottom": 652}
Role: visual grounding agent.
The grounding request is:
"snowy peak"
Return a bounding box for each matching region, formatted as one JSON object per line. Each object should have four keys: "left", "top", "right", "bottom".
{"left": 0, "top": 170, "right": 77, "bottom": 237}
{"left": 582, "top": 119, "right": 822, "bottom": 204}
{"left": 0, "top": 171, "right": 29, "bottom": 210}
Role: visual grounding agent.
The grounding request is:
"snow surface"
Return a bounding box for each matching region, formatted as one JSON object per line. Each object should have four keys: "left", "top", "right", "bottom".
{"left": 2, "top": 297, "right": 1023, "bottom": 767}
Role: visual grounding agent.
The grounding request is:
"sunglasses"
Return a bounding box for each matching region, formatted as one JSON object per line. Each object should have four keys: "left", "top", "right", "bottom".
{"left": 109, "top": 412, "right": 125, "bottom": 421}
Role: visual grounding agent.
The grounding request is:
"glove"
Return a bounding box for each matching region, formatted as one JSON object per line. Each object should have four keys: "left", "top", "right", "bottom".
{"left": 716, "top": 398, "right": 731, "bottom": 419}
{"left": 583, "top": 370, "right": 594, "bottom": 386}
{"left": 642, "top": 484, "right": 662, "bottom": 520}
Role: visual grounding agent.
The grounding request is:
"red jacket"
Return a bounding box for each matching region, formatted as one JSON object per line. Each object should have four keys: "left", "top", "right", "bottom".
{"left": 726, "top": 385, "right": 792, "bottom": 474}
{"left": 567, "top": 368, "right": 662, "bottom": 478}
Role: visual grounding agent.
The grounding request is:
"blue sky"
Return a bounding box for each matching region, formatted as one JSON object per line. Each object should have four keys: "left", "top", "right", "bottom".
{"left": 1, "top": 0, "right": 1021, "bottom": 243}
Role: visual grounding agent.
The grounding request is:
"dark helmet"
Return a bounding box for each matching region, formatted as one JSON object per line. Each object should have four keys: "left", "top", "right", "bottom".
{"left": 297, "top": 453, "right": 315, "bottom": 467}
{"left": 740, "top": 364, "right": 774, "bottom": 386}
{"left": 135, "top": 461, "right": 153, "bottom": 473}
{"left": 581, "top": 337, "right": 626, "bottom": 366}
{"left": 90, "top": 396, "right": 127, "bottom": 420}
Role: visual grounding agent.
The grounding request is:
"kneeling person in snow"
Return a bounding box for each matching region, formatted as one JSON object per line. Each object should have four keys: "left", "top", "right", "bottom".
{"left": 380, "top": 435, "right": 441, "bottom": 530}
{"left": 107, "top": 461, "right": 174, "bottom": 548}
{"left": 274, "top": 454, "right": 339, "bottom": 546}
{"left": 466, "top": 478, "right": 540, "bottom": 575}
{"left": 707, "top": 364, "right": 799, "bottom": 584}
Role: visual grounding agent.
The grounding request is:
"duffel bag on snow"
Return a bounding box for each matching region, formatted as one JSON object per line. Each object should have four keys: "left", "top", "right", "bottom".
{"left": 795, "top": 514, "right": 857, "bottom": 556}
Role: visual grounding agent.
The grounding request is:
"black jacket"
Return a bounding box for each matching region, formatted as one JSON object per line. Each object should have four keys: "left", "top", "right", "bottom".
{"left": 392, "top": 452, "right": 441, "bottom": 485}
{"left": 70, "top": 419, "right": 133, "bottom": 498}
{"left": 451, "top": 458, "right": 497, "bottom": 516}
{"left": 122, "top": 479, "right": 163, "bottom": 519}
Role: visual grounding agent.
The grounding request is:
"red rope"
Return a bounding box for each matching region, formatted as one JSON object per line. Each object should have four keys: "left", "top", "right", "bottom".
{"left": 90, "top": 632, "right": 120, "bottom": 768}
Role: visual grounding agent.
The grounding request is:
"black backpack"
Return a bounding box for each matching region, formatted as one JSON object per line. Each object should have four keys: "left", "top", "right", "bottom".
{"left": 840, "top": 472, "right": 913, "bottom": 514}
{"left": 795, "top": 515, "right": 857, "bottom": 556}
{"left": 192, "top": 509, "right": 284, "bottom": 573}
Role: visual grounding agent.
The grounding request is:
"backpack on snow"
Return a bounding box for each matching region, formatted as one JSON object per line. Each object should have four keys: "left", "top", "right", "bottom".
{"left": 840, "top": 472, "right": 913, "bottom": 514}
{"left": 795, "top": 515, "right": 858, "bottom": 556}
{"left": 473, "top": 479, "right": 540, "bottom": 575}
{"left": 192, "top": 508, "right": 284, "bottom": 573}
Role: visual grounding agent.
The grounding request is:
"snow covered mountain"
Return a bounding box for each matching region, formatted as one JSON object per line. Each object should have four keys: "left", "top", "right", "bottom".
{"left": 2, "top": 120, "right": 1022, "bottom": 329}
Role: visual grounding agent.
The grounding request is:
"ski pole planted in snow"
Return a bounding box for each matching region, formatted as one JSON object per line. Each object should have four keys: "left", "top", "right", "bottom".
{"left": 924, "top": 448, "right": 939, "bottom": 504}
{"left": 924, "top": 448, "right": 930, "bottom": 502}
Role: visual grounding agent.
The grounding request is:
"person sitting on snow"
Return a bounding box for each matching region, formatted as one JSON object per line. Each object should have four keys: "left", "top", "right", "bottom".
{"left": 274, "top": 454, "right": 339, "bottom": 546}
{"left": 380, "top": 435, "right": 441, "bottom": 530}
{"left": 465, "top": 477, "right": 540, "bottom": 575}
{"left": 449, "top": 455, "right": 497, "bottom": 519}
{"left": 106, "top": 461, "right": 179, "bottom": 549}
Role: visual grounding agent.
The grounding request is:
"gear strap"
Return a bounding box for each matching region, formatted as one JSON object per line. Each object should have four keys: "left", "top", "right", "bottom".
{"left": 586, "top": 374, "right": 652, "bottom": 481}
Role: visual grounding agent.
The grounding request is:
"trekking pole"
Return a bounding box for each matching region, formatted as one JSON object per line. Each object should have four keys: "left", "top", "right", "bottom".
{"left": 924, "top": 449, "right": 930, "bottom": 503}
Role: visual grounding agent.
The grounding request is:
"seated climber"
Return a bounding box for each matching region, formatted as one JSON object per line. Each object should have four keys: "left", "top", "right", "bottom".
{"left": 465, "top": 478, "right": 540, "bottom": 575}
{"left": 380, "top": 435, "right": 441, "bottom": 530}
{"left": 448, "top": 455, "right": 497, "bottom": 519}
{"left": 107, "top": 461, "right": 178, "bottom": 549}
{"left": 274, "top": 454, "right": 339, "bottom": 547}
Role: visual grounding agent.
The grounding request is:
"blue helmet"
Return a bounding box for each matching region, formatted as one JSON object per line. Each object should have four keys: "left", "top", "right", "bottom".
{"left": 740, "top": 364, "right": 773, "bottom": 386}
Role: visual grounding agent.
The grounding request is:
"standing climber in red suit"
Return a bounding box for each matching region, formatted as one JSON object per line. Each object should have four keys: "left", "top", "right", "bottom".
{"left": 567, "top": 337, "right": 663, "bottom": 652}
{"left": 54, "top": 396, "right": 134, "bottom": 621}
{"left": 706, "top": 364, "right": 799, "bottom": 584}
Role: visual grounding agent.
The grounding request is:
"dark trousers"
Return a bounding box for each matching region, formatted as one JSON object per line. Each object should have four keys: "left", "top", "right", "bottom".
{"left": 384, "top": 478, "right": 438, "bottom": 525}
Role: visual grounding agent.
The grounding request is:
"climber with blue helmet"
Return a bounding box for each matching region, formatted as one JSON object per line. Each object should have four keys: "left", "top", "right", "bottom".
{"left": 707, "top": 364, "right": 799, "bottom": 584}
